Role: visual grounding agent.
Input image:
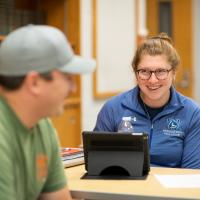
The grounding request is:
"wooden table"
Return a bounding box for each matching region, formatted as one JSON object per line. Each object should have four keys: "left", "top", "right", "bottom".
{"left": 65, "top": 165, "right": 200, "bottom": 200}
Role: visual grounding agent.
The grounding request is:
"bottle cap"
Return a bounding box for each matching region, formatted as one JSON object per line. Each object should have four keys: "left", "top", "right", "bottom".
{"left": 122, "top": 116, "right": 132, "bottom": 121}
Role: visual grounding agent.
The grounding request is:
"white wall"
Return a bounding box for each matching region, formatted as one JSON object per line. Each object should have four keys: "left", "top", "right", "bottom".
{"left": 95, "top": 0, "right": 136, "bottom": 93}
{"left": 80, "top": 0, "right": 106, "bottom": 131}
{"left": 80, "top": 0, "right": 138, "bottom": 131}
{"left": 193, "top": 0, "right": 200, "bottom": 103}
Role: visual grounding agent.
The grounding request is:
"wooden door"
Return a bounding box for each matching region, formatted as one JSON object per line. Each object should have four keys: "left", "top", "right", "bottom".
{"left": 38, "top": 0, "right": 82, "bottom": 147}
{"left": 146, "top": 0, "right": 193, "bottom": 97}
{"left": 51, "top": 104, "right": 81, "bottom": 147}
{"left": 2, "top": 0, "right": 82, "bottom": 147}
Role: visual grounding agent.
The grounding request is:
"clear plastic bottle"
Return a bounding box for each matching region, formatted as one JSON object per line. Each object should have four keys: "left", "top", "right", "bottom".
{"left": 117, "top": 116, "right": 134, "bottom": 133}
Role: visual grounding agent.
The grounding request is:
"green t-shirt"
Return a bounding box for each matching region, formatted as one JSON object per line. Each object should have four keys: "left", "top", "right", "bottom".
{"left": 0, "top": 96, "right": 67, "bottom": 200}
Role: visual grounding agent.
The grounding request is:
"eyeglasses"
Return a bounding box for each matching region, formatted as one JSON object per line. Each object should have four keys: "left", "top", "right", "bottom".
{"left": 136, "top": 68, "right": 173, "bottom": 80}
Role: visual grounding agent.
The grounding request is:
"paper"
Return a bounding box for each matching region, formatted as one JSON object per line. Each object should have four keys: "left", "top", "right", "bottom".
{"left": 155, "top": 174, "right": 200, "bottom": 188}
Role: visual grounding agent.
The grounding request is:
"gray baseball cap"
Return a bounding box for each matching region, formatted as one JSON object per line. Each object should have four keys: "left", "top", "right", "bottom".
{"left": 0, "top": 25, "right": 96, "bottom": 76}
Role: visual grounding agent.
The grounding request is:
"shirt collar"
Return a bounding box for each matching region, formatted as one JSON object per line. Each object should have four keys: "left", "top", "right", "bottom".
{"left": 121, "top": 86, "right": 184, "bottom": 113}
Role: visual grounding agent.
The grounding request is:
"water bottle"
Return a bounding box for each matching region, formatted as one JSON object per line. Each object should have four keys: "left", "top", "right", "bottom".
{"left": 117, "top": 116, "right": 134, "bottom": 133}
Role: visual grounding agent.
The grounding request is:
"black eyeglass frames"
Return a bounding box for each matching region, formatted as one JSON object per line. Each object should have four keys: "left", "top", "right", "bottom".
{"left": 136, "top": 68, "right": 173, "bottom": 80}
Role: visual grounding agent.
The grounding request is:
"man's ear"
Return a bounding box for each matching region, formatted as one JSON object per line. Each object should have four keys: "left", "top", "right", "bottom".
{"left": 23, "top": 72, "right": 41, "bottom": 96}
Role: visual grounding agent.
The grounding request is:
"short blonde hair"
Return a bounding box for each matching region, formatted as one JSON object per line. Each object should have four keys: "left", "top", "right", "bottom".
{"left": 132, "top": 32, "right": 180, "bottom": 72}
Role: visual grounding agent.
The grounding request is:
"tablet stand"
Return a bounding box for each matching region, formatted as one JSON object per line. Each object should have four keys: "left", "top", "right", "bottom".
{"left": 88, "top": 150, "right": 144, "bottom": 177}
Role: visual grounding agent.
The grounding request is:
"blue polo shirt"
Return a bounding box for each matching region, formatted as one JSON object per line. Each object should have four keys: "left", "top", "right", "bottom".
{"left": 94, "top": 86, "right": 200, "bottom": 169}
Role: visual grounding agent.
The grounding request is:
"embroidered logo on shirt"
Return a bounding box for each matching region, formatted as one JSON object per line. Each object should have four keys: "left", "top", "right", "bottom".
{"left": 163, "top": 118, "right": 184, "bottom": 137}
{"left": 36, "top": 154, "right": 48, "bottom": 182}
{"left": 167, "top": 118, "right": 181, "bottom": 130}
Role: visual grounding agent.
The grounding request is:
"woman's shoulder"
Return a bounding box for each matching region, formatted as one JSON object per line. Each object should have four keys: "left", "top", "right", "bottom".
{"left": 174, "top": 89, "right": 200, "bottom": 111}
{"left": 105, "top": 87, "right": 137, "bottom": 107}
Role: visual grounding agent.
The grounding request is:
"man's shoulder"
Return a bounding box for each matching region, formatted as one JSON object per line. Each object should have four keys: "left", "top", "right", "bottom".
{"left": 176, "top": 90, "right": 200, "bottom": 109}
{"left": 38, "top": 118, "right": 52, "bottom": 126}
{"left": 0, "top": 99, "right": 15, "bottom": 133}
{"left": 38, "top": 118, "right": 55, "bottom": 134}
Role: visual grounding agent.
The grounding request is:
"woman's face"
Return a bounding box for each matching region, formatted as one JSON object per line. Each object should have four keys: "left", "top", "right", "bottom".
{"left": 136, "top": 54, "right": 175, "bottom": 107}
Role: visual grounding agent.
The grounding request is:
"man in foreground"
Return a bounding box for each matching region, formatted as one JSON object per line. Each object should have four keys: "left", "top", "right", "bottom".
{"left": 0, "top": 25, "right": 95, "bottom": 200}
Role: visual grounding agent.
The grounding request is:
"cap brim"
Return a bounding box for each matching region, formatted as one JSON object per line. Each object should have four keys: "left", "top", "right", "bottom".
{"left": 59, "top": 55, "right": 96, "bottom": 74}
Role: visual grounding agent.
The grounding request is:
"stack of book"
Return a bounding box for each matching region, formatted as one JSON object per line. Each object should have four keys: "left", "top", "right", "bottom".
{"left": 61, "top": 148, "right": 84, "bottom": 168}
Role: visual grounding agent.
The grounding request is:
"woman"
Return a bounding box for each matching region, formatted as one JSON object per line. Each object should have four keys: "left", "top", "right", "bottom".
{"left": 94, "top": 33, "right": 200, "bottom": 169}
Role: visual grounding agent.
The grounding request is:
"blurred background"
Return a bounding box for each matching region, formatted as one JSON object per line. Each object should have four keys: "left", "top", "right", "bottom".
{"left": 0, "top": 0, "right": 199, "bottom": 147}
